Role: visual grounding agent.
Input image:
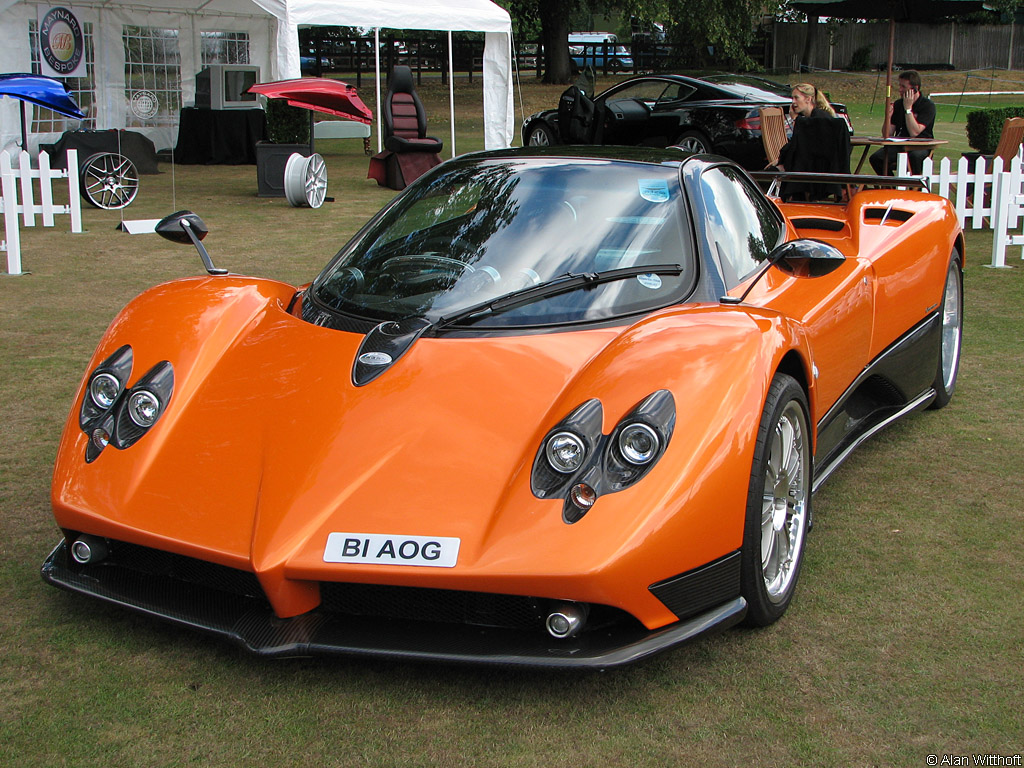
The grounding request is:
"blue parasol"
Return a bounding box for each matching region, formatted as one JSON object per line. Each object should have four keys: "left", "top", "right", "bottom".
{"left": 0, "top": 72, "right": 86, "bottom": 150}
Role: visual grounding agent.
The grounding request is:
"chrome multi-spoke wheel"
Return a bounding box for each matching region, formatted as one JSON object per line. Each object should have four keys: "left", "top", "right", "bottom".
{"left": 80, "top": 153, "right": 139, "bottom": 209}
{"left": 741, "top": 373, "right": 811, "bottom": 626}
{"left": 674, "top": 131, "right": 711, "bottom": 155}
{"left": 760, "top": 400, "right": 809, "bottom": 603}
{"left": 930, "top": 254, "right": 963, "bottom": 409}
{"left": 284, "top": 152, "right": 328, "bottom": 209}
{"left": 526, "top": 123, "right": 556, "bottom": 146}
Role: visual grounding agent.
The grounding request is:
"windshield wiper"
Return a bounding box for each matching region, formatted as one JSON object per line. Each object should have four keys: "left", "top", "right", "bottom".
{"left": 433, "top": 263, "right": 684, "bottom": 330}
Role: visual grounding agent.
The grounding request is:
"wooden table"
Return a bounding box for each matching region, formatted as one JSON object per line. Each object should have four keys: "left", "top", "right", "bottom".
{"left": 850, "top": 136, "right": 948, "bottom": 174}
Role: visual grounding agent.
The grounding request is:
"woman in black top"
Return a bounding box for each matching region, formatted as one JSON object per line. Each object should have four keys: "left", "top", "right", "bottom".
{"left": 776, "top": 83, "right": 836, "bottom": 171}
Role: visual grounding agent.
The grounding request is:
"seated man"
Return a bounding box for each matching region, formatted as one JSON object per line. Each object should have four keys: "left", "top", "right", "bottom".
{"left": 870, "top": 70, "right": 936, "bottom": 175}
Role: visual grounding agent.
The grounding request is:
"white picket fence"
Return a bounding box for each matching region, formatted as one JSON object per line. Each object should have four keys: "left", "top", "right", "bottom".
{"left": 0, "top": 149, "right": 82, "bottom": 275}
{"left": 895, "top": 150, "right": 1024, "bottom": 268}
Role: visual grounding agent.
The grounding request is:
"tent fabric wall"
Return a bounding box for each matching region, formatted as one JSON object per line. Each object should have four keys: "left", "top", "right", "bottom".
{"left": 0, "top": 0, "right": 284, "bottom": 153}
{"left": 0, "top": 0, "right": 513, "bottom": 156}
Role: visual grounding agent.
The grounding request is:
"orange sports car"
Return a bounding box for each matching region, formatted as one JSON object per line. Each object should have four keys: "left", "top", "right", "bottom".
{"left": 42, "top": 147, "right": 963, "bottom": 668}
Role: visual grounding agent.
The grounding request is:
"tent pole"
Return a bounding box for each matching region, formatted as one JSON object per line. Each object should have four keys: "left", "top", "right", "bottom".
{"left": 375, "top": 28, "right": 382, "bottom": 154}
{"left": 448, "top": 31, "right": 455, "bottom": 158}
{"left": 20, "top": 101, "right": 28, "bottom": 151}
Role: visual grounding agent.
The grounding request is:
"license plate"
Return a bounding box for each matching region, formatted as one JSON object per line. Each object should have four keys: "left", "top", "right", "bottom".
{"left": 323, "top": 532, "right": 460, "bottom": 568}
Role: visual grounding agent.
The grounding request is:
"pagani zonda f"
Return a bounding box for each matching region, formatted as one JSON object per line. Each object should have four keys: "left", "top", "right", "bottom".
{"left": 43, "top": 147, "right": 963, "bottom": 668}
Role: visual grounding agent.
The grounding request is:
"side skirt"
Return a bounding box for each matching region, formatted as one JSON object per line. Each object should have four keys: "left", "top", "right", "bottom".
{"left": 812, "top": 312, "right": 940, "bottom": 493}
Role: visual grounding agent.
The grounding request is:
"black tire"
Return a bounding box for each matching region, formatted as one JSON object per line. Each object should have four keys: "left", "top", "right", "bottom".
{"left": 525, "top": 121, "right": 557, "bottom": 147}
{"left": 673, "top": 130, "right": 712, "bottom": 155}
{"left": 740, "top": 373, "right": 812, "bottom": 627}
{"left": 927, "top": 251, "right": 963, "bottom": 410}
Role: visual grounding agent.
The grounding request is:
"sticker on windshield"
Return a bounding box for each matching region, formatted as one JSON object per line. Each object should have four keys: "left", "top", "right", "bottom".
{"left": 636, "top": 273, "right": 663, "bottom": 290}
{"left": 638, "top": 179, "right": 670, "bottom": 203}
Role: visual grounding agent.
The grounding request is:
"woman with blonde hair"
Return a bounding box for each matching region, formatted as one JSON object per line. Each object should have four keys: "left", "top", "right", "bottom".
{"left": 789, "top": 83, "right": 835, "bottom": 119}
{"left": 774, "top": 83, "right": 837, "bottom": 170}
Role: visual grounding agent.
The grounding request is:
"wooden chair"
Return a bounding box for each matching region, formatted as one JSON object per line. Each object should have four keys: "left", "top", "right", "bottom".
{"left": 759, "top": 106, "right": 788, "bottom": 168}
{"left": 993, "top": 117, "right": 1024, "bottom": 163}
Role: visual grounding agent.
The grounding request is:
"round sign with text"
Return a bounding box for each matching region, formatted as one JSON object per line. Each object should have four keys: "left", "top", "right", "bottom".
{"left": 39, "top": 7, "right": 84, "bottom": 76}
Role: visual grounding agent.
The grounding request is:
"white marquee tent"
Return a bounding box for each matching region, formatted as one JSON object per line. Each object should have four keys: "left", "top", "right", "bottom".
{"left": 0, "top": 0, "right": 514, "bottom": 155}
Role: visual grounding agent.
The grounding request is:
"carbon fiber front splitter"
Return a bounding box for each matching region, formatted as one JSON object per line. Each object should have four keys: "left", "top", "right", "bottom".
{"left": 41, "top": 541, "right": 746, "bottom": 669}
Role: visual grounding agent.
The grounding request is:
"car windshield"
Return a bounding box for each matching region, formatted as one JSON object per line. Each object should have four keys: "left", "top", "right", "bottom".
{"left": 703, "top": 74, "right": 790, "bottom": 101}
{"left": 311, "top": 156, "right": 695, "bottom": 329}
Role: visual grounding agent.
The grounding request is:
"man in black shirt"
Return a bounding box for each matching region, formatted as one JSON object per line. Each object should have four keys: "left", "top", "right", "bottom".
{"left": 870, "top": 70, "right": 937, "bottom": 175}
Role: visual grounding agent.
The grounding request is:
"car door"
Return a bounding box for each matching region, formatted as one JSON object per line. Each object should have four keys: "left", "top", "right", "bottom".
{"left": 693, "top": 164, "right": 874, "bottom": 415}
{"left": 599, "top": 79, "right": 668, "bottom": 145}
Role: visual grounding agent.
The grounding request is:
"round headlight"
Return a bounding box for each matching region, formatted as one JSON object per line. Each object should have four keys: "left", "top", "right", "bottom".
{"left": 127, "top": 390, "right": 161, "bottom": 428}
{"left": 89, "top": 373, "right": 121, "bottom": 409}
{"left": 545, "top": 431, "right": 586, "bottom": 474}
{"left": 618, "top": 423, "right": 660, "bottom": 466}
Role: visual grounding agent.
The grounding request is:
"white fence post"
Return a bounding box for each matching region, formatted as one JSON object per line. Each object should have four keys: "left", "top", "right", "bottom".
{"left": 1, "top": 150, "right": 23, "bottom": 275}
{"left": 0, "top": 149, "right": 82, "bottom": 275}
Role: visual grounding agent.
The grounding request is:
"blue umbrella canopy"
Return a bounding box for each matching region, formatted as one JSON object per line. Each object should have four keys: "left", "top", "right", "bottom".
{"left": 0, "top": 73, "right": 85, "bottom": 120}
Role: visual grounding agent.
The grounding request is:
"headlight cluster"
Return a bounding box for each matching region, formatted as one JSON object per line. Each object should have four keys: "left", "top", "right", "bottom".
{"left": 531, "top": 390, "right": 676, "bottom": 524}
{"left": 78, "top": 345, "right": 174, "bottom": 462}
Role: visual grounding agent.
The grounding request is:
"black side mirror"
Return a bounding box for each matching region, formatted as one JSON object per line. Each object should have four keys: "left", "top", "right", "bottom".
{"left": 768, "top": 238, "right": 846, "bottom": 277}
{"left": 721, "top": 239, "right": 845, "bottom": 305}
{"left": 155, "top": 210, "right": 226, "bottom": 275}
{"left": 156, "top": 211, "right": 208, "bottom": 244}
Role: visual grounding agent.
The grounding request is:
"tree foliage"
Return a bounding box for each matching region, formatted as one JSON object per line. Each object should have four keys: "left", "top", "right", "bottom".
{"left": 498, "top": 0, "right": 784, "bottom": 82}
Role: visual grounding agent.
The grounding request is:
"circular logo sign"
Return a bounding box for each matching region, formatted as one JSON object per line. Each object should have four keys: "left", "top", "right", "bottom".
{"left": 39, "top": 7, "right": 84, "bottom": 76}
{"left": 131, "top": 90, "right": 160, "bottom": 120}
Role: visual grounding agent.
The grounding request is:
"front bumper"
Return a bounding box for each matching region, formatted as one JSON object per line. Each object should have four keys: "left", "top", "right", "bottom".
{"left": 41, "top": 541, "right": 746, "bottom": 669}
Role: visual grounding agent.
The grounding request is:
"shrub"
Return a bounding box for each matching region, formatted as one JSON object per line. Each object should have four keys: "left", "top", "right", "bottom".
{"left": 265, "top": 98, "right": 310, "bottom": 144}
{"left": 965, "top": 106, "right": 1024, "bottom": 153}
{"left": 848, "top": 45, "right": 873, "bottom": 72}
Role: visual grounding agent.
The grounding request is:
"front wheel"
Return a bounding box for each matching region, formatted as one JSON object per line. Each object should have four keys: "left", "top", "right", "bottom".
{"left": 740, "top": 373, "right": 812, "bottom": 627}
{"left": 928, "top": 252, "right": 963, "bottom": 410}
{"left": 525, "top": 122, "right": 557, "bottom": 147}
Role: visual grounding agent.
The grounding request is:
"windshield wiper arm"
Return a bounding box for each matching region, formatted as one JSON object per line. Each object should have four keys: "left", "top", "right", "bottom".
{"left": 433, "top": 263, "right": 684, "bottom": 330}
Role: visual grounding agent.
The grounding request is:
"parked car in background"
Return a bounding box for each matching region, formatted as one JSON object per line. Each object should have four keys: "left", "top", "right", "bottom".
{"left": 568, "top": 33, "right": 633, "bottom": 73}
{"left": 522, "top": 73, "right": 852, "bottom": 170}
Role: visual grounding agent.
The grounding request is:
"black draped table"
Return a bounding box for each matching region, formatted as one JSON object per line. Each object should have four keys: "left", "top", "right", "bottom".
{"left": 42, "top": 129, "right": 159, "bottom": 174}
{"left": 173, "top": 107, "right": 267, "bottom": 165}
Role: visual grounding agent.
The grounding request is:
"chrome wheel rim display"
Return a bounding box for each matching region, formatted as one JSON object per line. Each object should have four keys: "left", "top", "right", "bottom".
{"left": 760, "top": 400, "right": 808, "bottom": 603}
{"left": 81, "top": 153, "right": 139, "bottom": 209}
{"left": 284, "top": 152, "right": 328, "bottom": 209}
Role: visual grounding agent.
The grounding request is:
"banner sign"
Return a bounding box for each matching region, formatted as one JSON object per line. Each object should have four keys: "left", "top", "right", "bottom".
{"left": 37, "top": 7, "right": 86, "bottom": 78}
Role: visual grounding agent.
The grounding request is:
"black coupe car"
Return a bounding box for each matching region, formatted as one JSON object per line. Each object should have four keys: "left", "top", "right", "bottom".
{"left": 522, "top": 74, "right": 853, "bottom": 170}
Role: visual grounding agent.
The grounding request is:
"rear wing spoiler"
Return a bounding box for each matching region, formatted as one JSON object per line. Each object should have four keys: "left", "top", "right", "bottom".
{"left": 749, "top": 170, "right": 929, "bottom": 193}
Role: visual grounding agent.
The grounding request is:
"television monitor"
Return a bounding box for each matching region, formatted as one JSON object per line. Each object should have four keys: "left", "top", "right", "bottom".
{"left": 194, "top": 64, "right": 261, "bottom": 110}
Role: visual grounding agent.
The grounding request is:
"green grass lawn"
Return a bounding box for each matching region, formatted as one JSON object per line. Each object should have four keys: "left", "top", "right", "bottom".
{"left": 2, "top": 73, "right": 1023, "bottom": 767}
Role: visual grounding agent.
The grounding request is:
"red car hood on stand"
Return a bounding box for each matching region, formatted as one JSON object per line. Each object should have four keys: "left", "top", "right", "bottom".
{"left": 247, "top": 78, "right": 372, "bottom": 123}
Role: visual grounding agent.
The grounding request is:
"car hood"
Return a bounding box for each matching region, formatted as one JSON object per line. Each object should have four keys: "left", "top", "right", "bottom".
{"left": 53, "top": 277, "right": 632, "bottom": 575}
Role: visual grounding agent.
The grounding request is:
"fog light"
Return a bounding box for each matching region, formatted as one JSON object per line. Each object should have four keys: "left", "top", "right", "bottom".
{"left": 569, "top": 482, "right": 597, "bottom": 509}
{"left": 546, "top": 602, "right": 589, "bottom": 639}
{"left": 71, "top": 535, "right": 109, "bottom": 565}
